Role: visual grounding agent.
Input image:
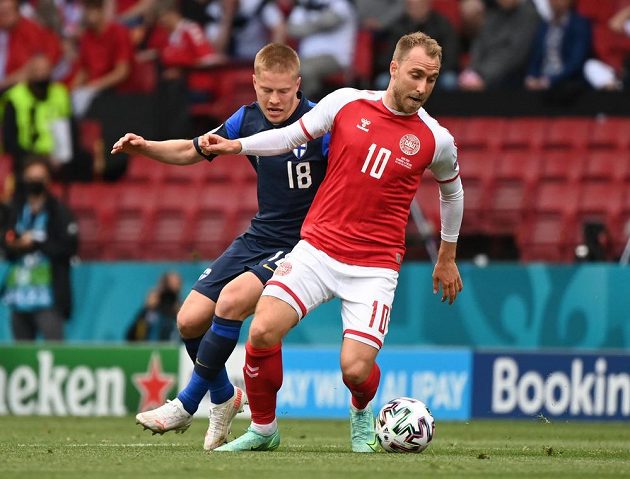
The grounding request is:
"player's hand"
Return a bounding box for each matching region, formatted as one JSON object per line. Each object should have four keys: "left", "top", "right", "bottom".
{"left": 198, "top": 134, "right": 242, "bottom": 155}
{"left": 432, "top": 258, "right": 463, "bottom": 305}
{"left": 111, "top": 133, "right": 147, "bottom": 155}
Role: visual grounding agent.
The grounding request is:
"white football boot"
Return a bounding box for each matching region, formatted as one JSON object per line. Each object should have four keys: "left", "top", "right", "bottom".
{"left": 204, "top": 386, "right": 246, "bottom": 450}
{"left": 135, "top": 398, "right": 193, "bottom": 435}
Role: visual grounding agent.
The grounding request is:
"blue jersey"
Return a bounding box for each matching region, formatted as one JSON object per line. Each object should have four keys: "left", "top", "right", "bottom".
{"left": 206, "top": 94, "right": 329, "bottom": 247}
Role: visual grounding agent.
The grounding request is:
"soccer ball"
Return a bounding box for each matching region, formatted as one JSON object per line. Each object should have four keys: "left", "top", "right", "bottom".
{"left": 375, "top": 397, "right": 435, "bottom": 453}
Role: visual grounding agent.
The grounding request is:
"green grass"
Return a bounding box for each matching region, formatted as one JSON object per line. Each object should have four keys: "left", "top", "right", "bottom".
{"left": 2, "top": 417, "right": 630, "bottom": 479}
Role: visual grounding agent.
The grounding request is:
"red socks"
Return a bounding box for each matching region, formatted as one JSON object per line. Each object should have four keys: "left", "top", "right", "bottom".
{"left": 243, "top": 341, "right": 283, "bottom": 425}
{"left": 343, "top": 363, "right": 381, "bottom": 410}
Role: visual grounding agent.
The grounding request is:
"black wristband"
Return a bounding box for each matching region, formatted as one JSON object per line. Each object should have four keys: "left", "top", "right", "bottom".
{"left": 193, "top": 136, "right": 213, "bottom": 160}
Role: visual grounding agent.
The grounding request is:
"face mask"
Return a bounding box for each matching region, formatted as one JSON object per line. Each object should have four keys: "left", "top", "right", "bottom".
{"left": 24, "top": 180, "right": 47, "bottom": 196}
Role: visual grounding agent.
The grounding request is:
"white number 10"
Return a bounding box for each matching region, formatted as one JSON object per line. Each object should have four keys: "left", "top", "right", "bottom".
{"left": 361, "top": 143, "right": 391, "bottom": 179}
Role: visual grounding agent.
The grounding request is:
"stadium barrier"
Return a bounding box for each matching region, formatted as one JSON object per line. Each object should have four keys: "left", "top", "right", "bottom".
{"left": 1, "top": 345, "right": 628, "bottom": 420}
{"left": 2, "top": 262, "right": 630, "bottom": 348}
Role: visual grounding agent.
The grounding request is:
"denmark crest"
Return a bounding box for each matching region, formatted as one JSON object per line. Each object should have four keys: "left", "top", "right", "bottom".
{"left": 399, "top": 134, "right": 421, "bottom": 156}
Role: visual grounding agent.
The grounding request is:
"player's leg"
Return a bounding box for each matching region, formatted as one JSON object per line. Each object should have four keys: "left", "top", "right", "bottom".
{"left": 198, "top": 271, "right": 263, "bottom": 450}
{"left": 215, "top": 241, "right": 333, "bottom": 452}
{"left": 177, "top": 290, "right": 216, "bottom": 363}
{"left": 338, "top": 266, "right": 398, "bottom": 452}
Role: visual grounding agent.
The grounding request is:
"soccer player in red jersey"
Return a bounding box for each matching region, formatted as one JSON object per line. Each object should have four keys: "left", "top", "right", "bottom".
{"left": 200, "top": 31, "right": 464, "bottom": 453}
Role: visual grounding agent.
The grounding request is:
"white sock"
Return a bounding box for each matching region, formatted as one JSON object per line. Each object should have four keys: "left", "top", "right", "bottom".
{"left": 250, "top": 419, "right": 278, "bottom": 436}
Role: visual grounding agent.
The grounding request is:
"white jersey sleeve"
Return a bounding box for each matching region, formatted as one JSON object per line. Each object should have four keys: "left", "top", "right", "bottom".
{"left": 420, "top": 109, "right": 464, "bottom": 243}
{"left": 239, "top": 88, "right": 375, "bottom": 156}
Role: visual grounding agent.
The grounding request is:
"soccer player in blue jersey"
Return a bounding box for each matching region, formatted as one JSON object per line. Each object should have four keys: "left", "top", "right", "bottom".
{"left": 111, "top": 43, "right": 328, "bottom": 449}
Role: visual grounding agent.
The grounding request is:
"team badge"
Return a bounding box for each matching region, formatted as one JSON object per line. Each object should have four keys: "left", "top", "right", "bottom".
{"left": 400, "top": 134, "right": 421, "bottom": 156}
{"left": 293, "top": 143, "right": 308, "bottom": 159}
{"left": 275, "top": 260, "right": 292, "bottom": 276}
{"left": 198, "top": 268, "right": 211, "bottom": 280}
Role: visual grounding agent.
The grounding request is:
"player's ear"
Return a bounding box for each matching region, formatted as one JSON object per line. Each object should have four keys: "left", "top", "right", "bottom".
{"left": 389, "top": 60, "right": 398, "bottom": 78}
{"left": 252, "top": 73, "right": 257, "bottom": 89}
{"left": 296, "top": 75, "right": 302, "bottom": 90}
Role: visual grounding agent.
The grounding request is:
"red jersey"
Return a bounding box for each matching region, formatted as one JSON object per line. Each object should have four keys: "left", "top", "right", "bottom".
{"left": 6, "top": 17, "right": 60, "bottom": 75}
{"left": 240, "top": 88, "right": 460, "bottom": 271}
{"left": 78, "top": 23, "right": 133, "bottom": 82}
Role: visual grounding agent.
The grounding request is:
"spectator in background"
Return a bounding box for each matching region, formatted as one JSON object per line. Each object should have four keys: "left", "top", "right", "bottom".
{"left": 203, "top": 0, "right": 286, "bottom": 60}
{"left": 374, "top": 0, "right": 459, "bottom": 90}
{"left": 2, "top": 54, "right": 74, "bottom": 190}
{"left": 127, "top": 271, "right": 183, "bottom": 341}
{"left": 354, "top": 0, "right": 404, "bottom": 34}
{"left": 459, "top": 0, "right": 540, "bottom": 90}
{"left": 0, "top": 157, "right": 78, "bottom": 341}
{"left": 458, "top": 0, "right": 486, "bottom": 55}
{"left": 70, "top": 0, "right": 133, "bottom": 118}
{"left": 0, "top": 0, "right": 61, "bottom": 91}
{"left": 146, "top": 0, "right": 223, "bottom": 138}
{"left": 525, "top": 0, "right": 591, "bottom": 92}
{"left": 286, "top": 0, "right": 357, "bottom": 99}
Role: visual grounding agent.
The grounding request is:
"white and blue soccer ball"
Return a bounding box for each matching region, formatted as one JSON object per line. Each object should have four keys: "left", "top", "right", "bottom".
{"left": 375, "top": 397, "right": 435, "bottom": 453}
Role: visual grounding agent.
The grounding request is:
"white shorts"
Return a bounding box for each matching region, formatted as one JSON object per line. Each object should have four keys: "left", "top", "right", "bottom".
{"left": 262, "top": 240, "right": 399, "bottom": 350}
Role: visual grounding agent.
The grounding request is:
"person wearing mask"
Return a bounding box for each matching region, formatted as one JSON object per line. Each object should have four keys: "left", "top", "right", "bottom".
{"left": 1, "top": 157, "right": 79, "bottom": 341}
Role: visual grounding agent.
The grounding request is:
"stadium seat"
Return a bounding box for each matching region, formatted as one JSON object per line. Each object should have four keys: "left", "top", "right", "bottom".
{"left": 533, "top": 181, "right": 579, "bottom": 218}
{"left": 105, "top": 184, "right": 157, "bottom": 259}
{"left": 163, "top": 160, "right": 207, "bottom": 186}
{"left": 518, "top": 214, "right": 576, "bottom": 262}
{"left": 439, "top": 117, "right": 465, "bottom": 142}
{"left": 501, "top": 118, "right": 546, "bottom": 151}
{"left": 189, "top": 64, "right": 256, "bottom": 121}
{"left": 67, "top": 183, "right": 114, "bottom": 259}
{"left": 201, "top": 155, "right": 237, "bottom": 184}
{"left": 455, "top": 117, "right": 504, "bottom": 152}
{"left": 539, "top": 150, "right": 583, "bottom": 183}
{"left": 458, "top": 150, "right": 494, "bottom": 233}
{"left": 588, "top": 116, "right": 630, "bottom": 151}
{"left": 485, "top": 151, "right": 539, "bottom": 234}
{"left": 583, "top": 150, "right": 628, "bottom": 182}
{"left": 190, "top": 184, "right": 239, "bottom": 259}
{"left": 126, "top": 155, "right": 167, "bottom": 184}
{"left": 228, "top": 157, "right": 258, "bottom": 185}
{"left": 150, "top": 184, "right": 200, "bottom": 259}
{"left": 543, "top": 118, "right": 589, "bottom": 151}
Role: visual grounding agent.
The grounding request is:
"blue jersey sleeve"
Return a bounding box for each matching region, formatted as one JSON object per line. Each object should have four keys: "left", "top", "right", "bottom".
{"left": 223, "top": 106, "right": 246, "bottom": 139}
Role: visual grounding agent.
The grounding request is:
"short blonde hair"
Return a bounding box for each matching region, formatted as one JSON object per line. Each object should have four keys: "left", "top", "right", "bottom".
{"left": 254, "top": 43, "right": 300, "bottom": 78}
{"left": 392, "top": 32, "right": 442, "bottom": 64}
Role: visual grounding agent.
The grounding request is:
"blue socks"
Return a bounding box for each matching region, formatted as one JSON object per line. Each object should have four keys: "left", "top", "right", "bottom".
{"left": 182, "top": 335, "right": 203, "bottom": 363}
{"left": 177, "top": 316, "right": 243, "bottom": 414}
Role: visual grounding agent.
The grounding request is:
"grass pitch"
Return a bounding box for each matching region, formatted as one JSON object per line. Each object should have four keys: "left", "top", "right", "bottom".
{"left": 2, "top": 417, "right": 629, "bottom": 479}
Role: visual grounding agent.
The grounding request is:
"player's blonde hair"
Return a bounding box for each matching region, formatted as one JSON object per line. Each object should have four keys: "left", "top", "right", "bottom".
{"left": 393, "top": 32, "right": 442, "bottom": 64}
{"left": 254, "top": 43, "right": 301, "bottom": 79}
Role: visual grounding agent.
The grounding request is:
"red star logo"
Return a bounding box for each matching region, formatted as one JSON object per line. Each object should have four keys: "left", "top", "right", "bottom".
{"left": 133, "top": 353, "right": 176, "bottom": 412}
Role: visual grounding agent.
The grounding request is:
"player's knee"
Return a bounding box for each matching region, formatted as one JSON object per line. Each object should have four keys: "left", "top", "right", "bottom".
{"left": 341, "top": 358, "right": 372, "bottom": 385}
{"left": 215, "top": 289, "right": 254, "bottom": 320}
{"left": 176, "top": 308, "right": 210, "bottom": 339}
{"left": 248, "top": 320, "right": 282, "bottom": 348}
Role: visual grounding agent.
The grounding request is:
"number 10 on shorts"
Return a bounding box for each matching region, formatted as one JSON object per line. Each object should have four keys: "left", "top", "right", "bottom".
{"left": 369, "top": 300, "right": 391, "bottom": 334}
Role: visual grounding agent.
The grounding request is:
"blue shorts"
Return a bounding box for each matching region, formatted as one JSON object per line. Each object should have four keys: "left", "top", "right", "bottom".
{"left": 192, "top": 233, "right": 292, "bottom": 303}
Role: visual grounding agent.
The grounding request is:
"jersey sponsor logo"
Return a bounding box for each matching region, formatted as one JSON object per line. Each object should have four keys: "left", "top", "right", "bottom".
{"left": 293, "top": 143, "right": 308, "bottom": 159}
{"left": 198, "top": 268, "right": 211, "bottom": 280}
{"left": 275, "top": 260, "right": 292, "bottom": 276}
{"left": 356, "top": 118, "right": 371, "bottom": 132}
{"left": 400, "top": 134, "right": 421, "bottom": 156}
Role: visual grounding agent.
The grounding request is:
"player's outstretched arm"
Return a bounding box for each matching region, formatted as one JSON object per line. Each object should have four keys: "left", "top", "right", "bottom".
{"left": 432, "top": 240, "right": 463, "bottom": 305}
{"left": 111, "top": 133, "right": 202, "bottom": 165}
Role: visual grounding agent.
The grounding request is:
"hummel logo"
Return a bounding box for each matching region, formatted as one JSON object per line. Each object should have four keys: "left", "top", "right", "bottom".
{"left": 356, "top": 118, "right": 371, "bottom": 132}
{"left": 245, "top": 364, "right": 259, "bottom": 378}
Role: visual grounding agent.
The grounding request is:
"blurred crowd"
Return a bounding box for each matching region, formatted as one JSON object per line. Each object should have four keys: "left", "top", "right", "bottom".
{"left": 0, "top": 0, "right": 629, "bottom": 190}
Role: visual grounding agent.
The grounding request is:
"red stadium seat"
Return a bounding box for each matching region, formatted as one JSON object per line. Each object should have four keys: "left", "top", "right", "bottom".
{"left": 458, "top": 150, "right": 494, "bottom": 233}
{"left": 163, "top": 161, "right": 207, "bottom": 186}
{"left": 105, "top": 184, "right": 157, "bottom": 259}
{"left": 543, "top": 118, "right": 589, "bottom": 151}
{"left": 588, "top": 116, "right": 630, "bottom": 150}
{"left": 539, "top": 150, "right": 583, "bottom": 183}
{"left": 190, "top": 184, "right": 239, "bottom": 259}
{"left": 455, "top": 117, "right": 504, "bottom": 152}
{"left": 533, "top": 181, "right": 579, "bottom": 217}
{"left": 67, "top": 183, "right": 114, "bottom": 259}
{"left": 583, "top": 150, "right": 628, "bottom": 182}
{"left": 485, "top": 151, "right": 539, "bottom": 234}
{"left": 501, "top": 118, "right": 547, "bottom": 151}
{"left": 126, "top": 155, "right": 167, "bottom": 184}
{"left": 201, "top": 155, "right": 239, "bottom": 184}
{"left": 228, "top": 157, "right": 258, "bottom": 185}
{"left": 518, "top": 214, "right": 576, "bottom": 262}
